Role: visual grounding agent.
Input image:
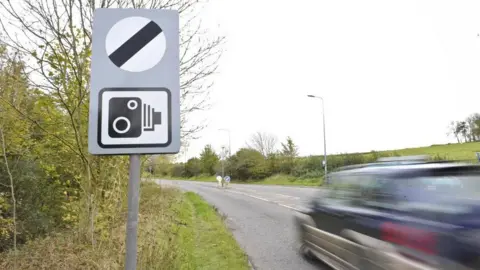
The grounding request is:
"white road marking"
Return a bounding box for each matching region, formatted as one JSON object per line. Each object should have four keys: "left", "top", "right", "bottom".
{"left": 227, "top": 187, "right": 301, "bottom": 200}
{"left": 227, "top": 190, "right": 271, "bottom": 202}
{"left": 156, "top": 180, "right": 303, "bottom": 212}
{"left": 278, "top": 204, "right": 301, "bottom": 211}
{"left": 224, "top": 189, "right": 301, "bottom": 212}
{"left": 275, "top": 193, "right": 300, "bottom": 199}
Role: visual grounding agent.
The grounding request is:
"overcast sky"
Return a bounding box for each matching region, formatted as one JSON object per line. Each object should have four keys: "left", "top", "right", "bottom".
{"left": 183, "top": 0, "right": 480, "bottom": 159}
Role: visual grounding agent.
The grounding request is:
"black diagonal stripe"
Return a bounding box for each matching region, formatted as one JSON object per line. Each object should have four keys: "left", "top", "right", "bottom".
{"left": 109, "top": 21, "right": 162, "bottom": 67}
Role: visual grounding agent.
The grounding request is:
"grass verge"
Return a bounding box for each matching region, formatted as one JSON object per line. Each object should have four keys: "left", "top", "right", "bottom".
{"left": 0, "top": 183, "right": 250, "bottom": 270}
{"left": 160, "top": 175, "right": 217, "bottom": 183}
{"left": 174, "top": 192, "right": 250, "bottom": 270}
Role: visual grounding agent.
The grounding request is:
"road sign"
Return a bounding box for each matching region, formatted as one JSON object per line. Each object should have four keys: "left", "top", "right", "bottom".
{"left": 105, "top": 16, "right": 166, "bottom": 72}
{"left": 88, "top": 9, "right": 180, "bottom": 155}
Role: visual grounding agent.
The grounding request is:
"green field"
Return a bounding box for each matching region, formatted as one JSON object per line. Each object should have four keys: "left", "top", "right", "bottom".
{"left": 374, "top": 142, "right": 480, "bottom": 161}
{"left": 0, "top": 183, "right": 250, "bottom": 270}
{"left": 165, "top": 142, "right": 480, "bottom": 187}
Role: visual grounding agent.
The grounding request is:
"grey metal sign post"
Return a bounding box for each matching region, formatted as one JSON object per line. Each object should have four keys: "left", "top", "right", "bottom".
{"left": 88, "top": 8, "right": 180, "bottom": 270}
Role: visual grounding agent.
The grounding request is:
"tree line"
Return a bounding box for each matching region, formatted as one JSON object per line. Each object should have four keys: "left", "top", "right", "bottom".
{"left": 146, "top": 131, "right": 405, "bottom": 181}
{"left": 148, "top": 113, "right": 480, "bottom": 181}
{"left": 447, "top": 113, "right": 480, "bottom": 143}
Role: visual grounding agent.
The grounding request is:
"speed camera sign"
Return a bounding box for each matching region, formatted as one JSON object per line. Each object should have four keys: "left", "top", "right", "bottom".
{"left": 88, "top": 9, "right": 180, "bottom": 155}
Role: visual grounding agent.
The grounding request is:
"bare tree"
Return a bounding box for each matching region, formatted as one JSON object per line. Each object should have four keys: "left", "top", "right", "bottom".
{"left": 0, "top": 0, "right": 224, "bottom": 140}
{"left": 246, "top": 131, "right": 278, "bottom": 157}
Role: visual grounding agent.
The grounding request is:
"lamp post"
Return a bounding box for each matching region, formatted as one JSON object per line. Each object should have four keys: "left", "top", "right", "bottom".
{"left": 307, "top": 94, "right": 328, "bottom": 180}
{"left": 218, "top": 128, "right": 231, "bottom": 157}
{"left": 221, "top": 146, "right": 226, "bottom": 178}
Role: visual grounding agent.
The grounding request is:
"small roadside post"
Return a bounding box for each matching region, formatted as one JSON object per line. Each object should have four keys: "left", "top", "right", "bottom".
{"left": 476, "top": 152, "right": 480, "bottom": 163}
{"left": 88, "top": 8, "right": 180, "bottom": 270}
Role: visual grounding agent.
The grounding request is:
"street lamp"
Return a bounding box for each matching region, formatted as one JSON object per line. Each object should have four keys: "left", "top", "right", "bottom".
{"left": 307, "top": 94, "right": 328, "bottom": 181}
{"left": 221, "top": 146, "right": 226, "bottom": 178}
{"left": 218, "top": 128, "right": 231, "bottom": 157}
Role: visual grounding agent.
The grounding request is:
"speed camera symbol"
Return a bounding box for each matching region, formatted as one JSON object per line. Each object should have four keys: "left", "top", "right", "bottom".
{"left": 108, "top": 97, "right": 162, "bottom": 138}
{"left": 98, "top": 88, "right": 171, "bottom": 148}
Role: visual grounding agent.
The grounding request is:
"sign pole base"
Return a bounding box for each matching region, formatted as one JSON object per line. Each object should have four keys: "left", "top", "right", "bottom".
{"left": 126, "top": 154, "right": 141, "bottom": 270}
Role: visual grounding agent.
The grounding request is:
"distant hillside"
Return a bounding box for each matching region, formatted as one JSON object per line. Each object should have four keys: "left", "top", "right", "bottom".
{"left": 311, "top": 142, "right": 480, "bottom": 162}
{"left": 377, "top": 142, "right": 480, "bottom": 161}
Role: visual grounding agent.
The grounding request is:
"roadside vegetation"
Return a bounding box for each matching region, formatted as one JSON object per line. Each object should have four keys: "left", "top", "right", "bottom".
{"left": 0, "top": 0, "right": 234, "bottom": 268}
{"left": 0, "top": 183, "right": 250, "bottom": 270}
{"left": 147, "top": 138, "right": 480, "bottom": 187}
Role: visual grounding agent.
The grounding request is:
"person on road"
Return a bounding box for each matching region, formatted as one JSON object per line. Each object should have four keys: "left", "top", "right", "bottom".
{"left": 216, "top": 175, "right": 223, "bottom": 187}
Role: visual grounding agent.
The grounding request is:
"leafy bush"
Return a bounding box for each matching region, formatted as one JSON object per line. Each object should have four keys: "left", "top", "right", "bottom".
{"left": 185, "top": 158, "right": 202, "bottom": 177}
{"left": 170, "top": 164, "right": 186, "bottom": 178}
{"left": 228, "top": 148, "right": 269, "bottom": 180}
{"left": 0, "top": 159, "right": 67, "bottom": 252}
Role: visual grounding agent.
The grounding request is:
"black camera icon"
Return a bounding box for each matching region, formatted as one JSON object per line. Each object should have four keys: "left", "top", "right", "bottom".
{"left": 108, "top": 97, "right": 162, "bottom": 138}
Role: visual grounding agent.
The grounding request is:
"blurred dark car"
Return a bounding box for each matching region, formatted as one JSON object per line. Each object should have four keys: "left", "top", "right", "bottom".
{"left": 294, "top": 159, "right": 480, "bottom": 270}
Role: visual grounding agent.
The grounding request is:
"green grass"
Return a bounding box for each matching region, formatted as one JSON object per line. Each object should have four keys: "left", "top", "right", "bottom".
{"left": 174, "top": 192, "right": 250, "bottom": 270}
{"left": 0, "top": 183, "right": 249, "bottom": 270}
{"left": 377, "top": 141, "right": 480, "bottom": 161}
{"left": 156, "top": 173, "right": 217, "bottom": 183}
{"left": 243, "top": 174, "right": 322, "bottom": 187}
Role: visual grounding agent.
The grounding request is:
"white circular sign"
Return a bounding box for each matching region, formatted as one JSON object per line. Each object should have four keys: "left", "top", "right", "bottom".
{"left": 105, "top": 16, "right": 166, "bottom": 72}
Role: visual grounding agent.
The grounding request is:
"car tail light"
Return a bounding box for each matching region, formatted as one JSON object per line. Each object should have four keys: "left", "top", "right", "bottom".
{"left": 381, "top": 222, "right": 437, "bottom": 255}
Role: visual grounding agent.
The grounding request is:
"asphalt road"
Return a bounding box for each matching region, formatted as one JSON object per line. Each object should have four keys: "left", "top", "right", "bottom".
{"left": 155, "top": 179, "right": 330, "bottom": 270}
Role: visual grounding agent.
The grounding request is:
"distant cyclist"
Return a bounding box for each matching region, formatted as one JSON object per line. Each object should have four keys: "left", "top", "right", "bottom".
{"left": 216, "top": 175, "right": 223, "bottom": 187}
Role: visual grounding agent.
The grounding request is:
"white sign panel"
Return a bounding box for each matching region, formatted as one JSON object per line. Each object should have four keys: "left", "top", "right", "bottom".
{"left": 98, "top": 88, "right": 171, "bottom": 148}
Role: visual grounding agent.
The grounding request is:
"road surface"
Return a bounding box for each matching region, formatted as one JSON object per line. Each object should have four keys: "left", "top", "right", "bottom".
{"left": 155, "top": 179, "right": 330, "bottom": 270}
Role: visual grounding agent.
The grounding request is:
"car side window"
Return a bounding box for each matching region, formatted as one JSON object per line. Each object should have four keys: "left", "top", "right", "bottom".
{"left": 323, "top": 174, "right": 360, "bottom": 206}
{"left": 355, "top": 174, "right": 397, "bottom": 209}
{"left": 322, "top": 172, "right": 397, "bottom": 209}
